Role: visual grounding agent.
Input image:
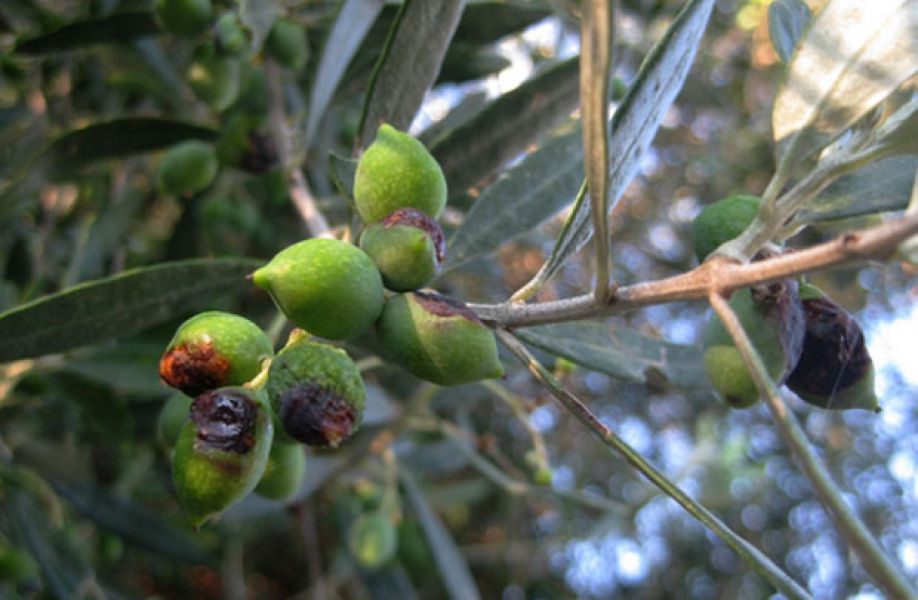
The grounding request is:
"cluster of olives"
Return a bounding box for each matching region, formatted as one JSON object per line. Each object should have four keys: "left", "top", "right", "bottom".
{"left": 694, "top": 195, "right": 878, "bottom": 411}
{"left": 157, "top": 124, "right": 503, "bottom": 526}
{"left": 153, "top": 0, "right": 308, "bottom": 197}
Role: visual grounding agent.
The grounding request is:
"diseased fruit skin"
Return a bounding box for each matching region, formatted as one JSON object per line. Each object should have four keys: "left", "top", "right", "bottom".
{"left": 265, "top": 18, "right": 308, "bottom": 71}
{"left": 702, "top": 281, "right": 805, "bottom": 408}
{"left": 158, "top": 140, "right": 219, "bottom": 196}
{"left": 354, "top": 124, "right": 447, "bottom": 223}
{"left": 187, "top": 46, "right": 240, "bottom": 111}
{"left": 692, "top": 194, "right": 760, "bottom": 262}
{"left": 172, "top": 387, "right": 273, "bottom": 526}
{"left": 785, "top": 284, "right": 879, "bottom": 411}
{"left": 253, "top": 238, "right": 384, "bottom": 340}
{"left": 376, "top": 291, "right": 504, "bottom": 386}
{"left": 159, "top": 311, "right": 274, "bottom": 397}
{"left": 157, "top": 392, "right": 194, "bottom": 447}
{"left": 255, "top": 441, "right": 306, "bottom": 501}
{"left": 359, "top": 208, "right": 445, "bottom": 292}
{"left": 266, "top": 338, "right": 366, "bottom": 447}
{"left": 155, "top": 0, "right": 213, "bottom": 36}
{"left": 348, "top": 513, "right": 398, "bottom": 569}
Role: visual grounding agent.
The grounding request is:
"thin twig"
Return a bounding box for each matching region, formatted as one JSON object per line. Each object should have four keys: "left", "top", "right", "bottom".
{"left": 265, "top": 61, "right": 333, "bottom": 239}
{"left": 496, "top": 328, "right": 812, "bottom": 600}
{"left": 707, "top": 291, "right": 917, "bottom": 600}
{"left": 471, "top": 213, "right": 918, "bottom": 327}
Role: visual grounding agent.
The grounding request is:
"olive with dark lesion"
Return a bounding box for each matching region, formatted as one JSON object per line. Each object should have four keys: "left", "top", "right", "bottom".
{"left": 172, "top": 386, "right": 273, "bottom": 526}
{"left": 266, "top": 338, "right": 366, "bottom": 447}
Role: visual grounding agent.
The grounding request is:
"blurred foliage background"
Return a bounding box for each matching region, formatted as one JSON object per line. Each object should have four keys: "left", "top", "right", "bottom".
{"left": 0, "top": 0, "right": 916, "bottom": 598}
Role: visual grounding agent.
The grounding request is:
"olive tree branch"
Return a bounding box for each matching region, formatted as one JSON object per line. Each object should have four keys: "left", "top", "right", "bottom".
{"left": 707, "top": 291, "right": 917, "bottom": 600}
{"left": 265, "top": 61, "right": 333, "bottom": 239}
{"left": 471, "top": 213, "right": 918, "bottom": 327}
{"left": 495, "top": 328, "right": 812, "bottom": 600}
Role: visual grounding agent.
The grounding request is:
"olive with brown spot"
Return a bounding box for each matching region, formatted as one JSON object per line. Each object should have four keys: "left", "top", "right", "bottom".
{"left": 159, "top": 311, "right": 273, "bottom": 397}
{"left": 171, "top": 386, "right": 273, "bottom": 527}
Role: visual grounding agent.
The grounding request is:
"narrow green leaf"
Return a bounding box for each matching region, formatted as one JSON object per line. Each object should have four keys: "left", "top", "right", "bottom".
{"left": 871, "top": 98, "right": 918, "bottom": 156}
{"left": 432, "top": 56, "right": 579, "bottom": 199}
{"left": 14, "top": 12, "right": 160, "bottom": 54}
{"left": 239, "top": 0, "right": 279, "bottom": 52}
{"left": 767, "top": 0, "right": 811, "bottom": 64}
{"left": 444, "top": 120, "right": 583, "bottom": 270}
{"left": 795, "top": 155, "right": 918, "bottom": 223}
{"left": 43, "top": 117, "right": 217, "bottom": 176}
{"left": 454, "top": 3, "right": 551, "bottom": 43}
{"left": 580, "top": 0, "right": 615, "bottom": 299}
{"left": 306, "top": 0, "right": 385, "bottom": 145}
{"left": 61, "top": 341, "right": 170, "bottom": 397}
{"left": 773, "top": 0, "right": 918, "bottom": 168}
{"left": 6, "top": 492, "right": 89, "bottom": 599}
{"left": 509, "top": 180, "right": 588, "bottom": 302}
{"left": 514, "top": 0, "right": 716, "bottom": 294}
{"left": 66, "top": 192, "right": 145, "bottom": 284}
{"left": 516, "top": 321, "right": 707, "bottom": 389}
{"left": 399, "top": 470, "right": 481, "bottom": 600}
{"left": 358, "top": 0, "right": 465, "bottom": 148}
{"left": 0, "top": 258, "right": 261, "bottom": 362}
{"left": 53, "top": 482, "right": 215, "bottom": 565}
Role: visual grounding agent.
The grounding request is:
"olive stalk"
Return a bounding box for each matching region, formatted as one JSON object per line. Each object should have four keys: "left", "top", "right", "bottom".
{"left": 708, "top": 291, "right": 917, "bottom": 600}
{"left": 496, "top": 328, "right": 812, "bottom": 600}
{"left": 469, "top": 212, "right": 918, "bottom": 328}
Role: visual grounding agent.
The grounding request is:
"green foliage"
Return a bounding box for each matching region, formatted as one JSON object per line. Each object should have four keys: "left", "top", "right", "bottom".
{"left": 1, "top": 1, "right": 917, "bottom": 597}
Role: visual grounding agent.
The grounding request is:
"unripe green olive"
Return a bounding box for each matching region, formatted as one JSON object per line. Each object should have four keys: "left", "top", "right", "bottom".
{"left": 155, "top": 0, "right": 213, "bottom": 37}
{"left": 159, "top": 311, "right": 274, "bottom": 397}
{"left": 0, "top": 545, "right": 38, "bottom": 583}
{"left": 214, "top": 12, "right": 248, "bottom": 57}
{"left": 158, "top": 140, "right": 219, "bottom": 196}
{"left": 347, "top": 512, "right": 398, "bottom": 569}
{"left": 172, "top": 386, "right": 273, "bottom": 527}
{"left": 265, "top": 337, "right": 366, "bottom": 447}
{"left": 376, "top": 291, "right": 504, "bottom": 386}
{"left": 215, "top": 113, "right": 277, "bottom": 173}
{"left": 785, "top": 284, "right": 879, "bottom": 411}
{"left": 157, "top": 392, "right": 194, "bottom": 447}
{"left": 265, "top": 17, "right": 308, "bottom": 71}
{"left": 354, "top": 124, "right": 447, "bottom": 224}
{"left": 254, "top": 441, "right": 306, "bottom": 501}
{"left": 187, "top": 45, "right": 240, "bottom": 111}
{"left": 359, "top": 208, "right": 445, "bottom": 292}
{"left": 253, "top": 238, "right": 384, "bottom": 340}
{"left": 692, "top": 193, "right": 760, "bottom": 262}
{"left": 702, "top": 282, "right": 804, "bottom": 408}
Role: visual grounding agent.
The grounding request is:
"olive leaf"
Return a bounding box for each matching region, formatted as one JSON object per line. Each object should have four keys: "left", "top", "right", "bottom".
{"left": 510, "top": 0, "right": 716, "bottom": 295}
{"left": 358, "top": 0, "right": 465, "bottom": 148}
{"left": 772, "top": 0, "right": 918, "bottom": 169}
{"left": 14, "top": 12, "right": 161, "bottom": 54}
{"left": 516, "top": 321, "right": 708, "bottom": 389}
{"left": 239, "top": 0, "right": 279, "bottom": 52}
{"left": 400, "top": 470, "right": 481, "bottom": 600}
{"left": 52, "top": 482, "right": 215, "bottom": 566}
{"left": 306, "top": 0, "right": 385, "bottom": 146}
{"left": 767, "top": 0, "right": 811, "bottom": 64}
{"left": 0, "top": 258, "right": 260, "bottom": 362}
{"left": 43, "top": 117, "right": 217, "bottom": 176}
{"left": 433, "top": 56, "right": 579, "bottom": 202}
{"left": 794, "top": 155, "right": 918, "bottom": 223}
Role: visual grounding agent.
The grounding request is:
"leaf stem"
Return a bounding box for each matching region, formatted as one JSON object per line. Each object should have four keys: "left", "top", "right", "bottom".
{"left": 496, "top": 328, "right": 812, "bottom": 600}
{"left": 707, "top": 291, "right": 917, "bottom": 600}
